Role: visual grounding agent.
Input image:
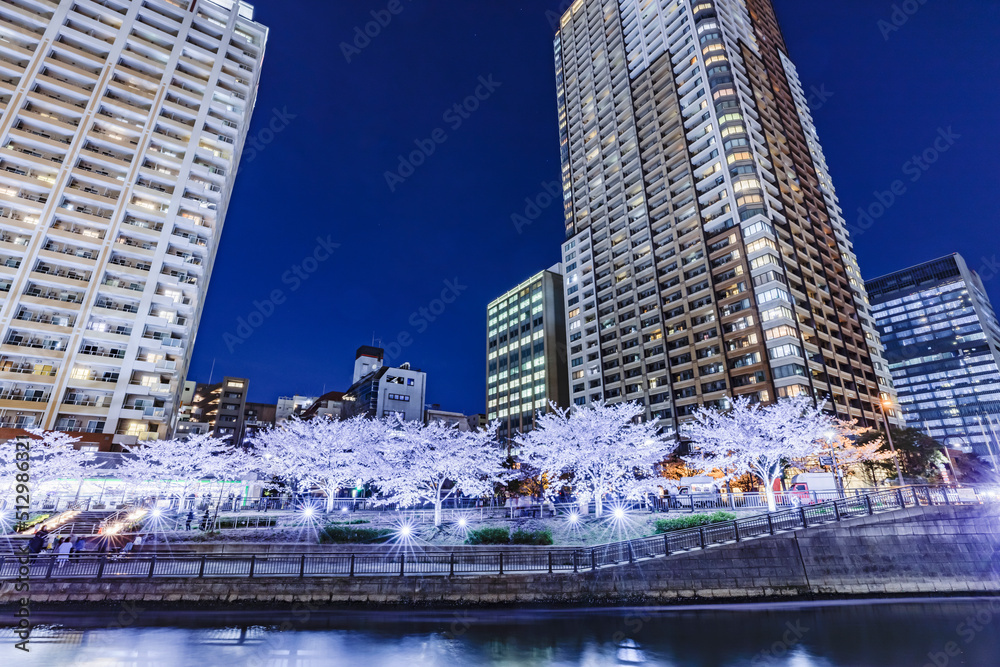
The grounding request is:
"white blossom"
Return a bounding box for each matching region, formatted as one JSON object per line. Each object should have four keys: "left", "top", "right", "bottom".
{"left": 371, "top": 417, "right": 507, "bottom": 526}
{"left": 682, "top": 395, "right": 834, "bottom": 511}
{"left": 515, "top": 401, "right": 672, "bottom": 516}
{"left": 252, "top": 416, "right": 383, "bottom": 511}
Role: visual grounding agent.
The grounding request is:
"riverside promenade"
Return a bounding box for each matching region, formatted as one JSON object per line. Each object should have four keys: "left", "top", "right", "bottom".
{"left": 2, "top": 488, "right": 998, "bottom": 607}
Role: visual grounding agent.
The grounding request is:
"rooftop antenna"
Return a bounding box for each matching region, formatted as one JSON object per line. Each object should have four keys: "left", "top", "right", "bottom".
{"left": 208, "top": 358, "right": 216, "bottom": 385}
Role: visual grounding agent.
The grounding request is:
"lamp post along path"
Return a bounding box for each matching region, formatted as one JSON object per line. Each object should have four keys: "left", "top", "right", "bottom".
{"left": 880, "top": 399, "right": 905, "bottom": 486}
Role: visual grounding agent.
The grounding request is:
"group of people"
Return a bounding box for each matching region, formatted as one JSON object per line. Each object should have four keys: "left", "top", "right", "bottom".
{"left": 27, "top": 525, "right": 143, "bottom": 564}
{"left": 27, "top": 528, "right": 88, "bottom": 567}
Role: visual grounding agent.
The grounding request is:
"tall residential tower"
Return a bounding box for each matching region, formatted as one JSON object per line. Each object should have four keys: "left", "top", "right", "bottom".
{"left": 554, "top": 0, "right": 895, "bottom": 431}
{"left": 0, "top": 0, "right": 267, "bottom": 445}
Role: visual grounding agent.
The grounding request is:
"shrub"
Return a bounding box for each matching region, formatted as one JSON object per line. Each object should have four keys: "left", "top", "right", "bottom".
{"left": 654, "top": 511, "right": 737, "bottom": 534}
{"left": 465, "top": 527, "right": 510, "bottom": 545}
{"left": 511, "top": 529, "right": 554, "bottom": 546}
{"left": 216, "top": 517, "right": 278, "bottom": 529}
{"left": 319, "top": 525, "right": 393, "bottom": 544}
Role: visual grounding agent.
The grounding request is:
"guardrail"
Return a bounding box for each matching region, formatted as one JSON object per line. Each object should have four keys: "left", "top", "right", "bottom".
{"left": 1, "top": 485, "right": 991, "bottom": 581}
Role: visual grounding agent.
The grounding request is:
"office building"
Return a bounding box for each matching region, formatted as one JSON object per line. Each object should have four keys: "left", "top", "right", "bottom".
{"left": 866, "top": 254, "right": 1000, "bottom": 459}
{"left": 342, "top": 345, "right": 426, "bottom": 422}
{"left": 486, "top": 265, "right": 569, "bottom": 439}
{"left": 0, "top": 0, "right": 267, "bottom": 443}
{"left": 554, "top": 0, "right": 894, "bottom": 432}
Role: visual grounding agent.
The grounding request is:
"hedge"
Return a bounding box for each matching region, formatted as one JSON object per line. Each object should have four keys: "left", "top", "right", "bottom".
{"left": 654, "top": 512, "right": 737, "bottom": 534}
{"left": 319, "top": 525, "right": 393, "bottom": 544}
{"left": 465, "top": 527, "right": 510, "bottom": 545}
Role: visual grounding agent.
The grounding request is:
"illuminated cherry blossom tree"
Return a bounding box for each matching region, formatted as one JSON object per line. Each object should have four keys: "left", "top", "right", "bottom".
{"left": 0, "top": 429, "right": 100, "bottom": 503}
{"left": 252, "top": 416, "right": 384, "bottom": 512}
{"left": 515, "top": 401, "right": 672, "bottom": 517}
{"left": 116, "top": 433, "right": 250, "bottom": 501}
{"left": 372, "top": 417, "right": 507, "bottom": 526}
{"left": 683, "top": 395, "right": 835, "bottom": 511}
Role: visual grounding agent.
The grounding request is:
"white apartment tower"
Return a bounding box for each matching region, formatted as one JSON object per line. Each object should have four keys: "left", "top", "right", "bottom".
{"left": 555, "top": 0, "right": 896, "bottom": 431}
{"left": 0, "top": 0, "right": 267, "bottom": 444}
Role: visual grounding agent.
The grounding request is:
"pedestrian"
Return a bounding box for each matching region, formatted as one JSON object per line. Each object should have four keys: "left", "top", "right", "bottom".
{"left": 73, "top": 536, "right": 87, "bottom": 559}
{"left": 28, "top": 533, "right": 44, "bottom": 555}
{"left": 200, "top": 509, "right": 210, "bottom": 530}
{"left": 57, "top": 538, "right": 72, "bottom": 567}
{"left": 133, "top": 534, "right": 143, "bottom": 553}
{"left": 185, "top": 509, "right": 194, "bottom": 530}
{"left": 120, "top": 540, "right": 134, "bottom": 558}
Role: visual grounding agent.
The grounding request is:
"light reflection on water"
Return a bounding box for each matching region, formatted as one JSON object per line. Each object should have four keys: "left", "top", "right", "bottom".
{"left": 2, "top": 598, "right": 999, "bottom": 666}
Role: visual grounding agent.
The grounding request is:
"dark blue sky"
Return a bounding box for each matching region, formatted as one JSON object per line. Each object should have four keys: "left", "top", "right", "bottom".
{"left": 189, "top": 0, "right": 1000, "bottom": 411}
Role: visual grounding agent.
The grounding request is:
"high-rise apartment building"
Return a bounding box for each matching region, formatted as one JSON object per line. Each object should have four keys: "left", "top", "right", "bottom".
{"left": 866, "top": 254, "right": 1000, "bottom": 459}
{"left": 0, "top": 0, "right": 267, "bottom": 444}
{"left": 554, "top": 0, "right": 894, "bottom": 432}
{"left": 486, "top": 265, "right": 569, "bottom": 440}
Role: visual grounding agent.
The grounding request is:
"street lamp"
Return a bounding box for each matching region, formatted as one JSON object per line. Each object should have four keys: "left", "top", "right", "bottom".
{"left": 880, "top": 398, "right": 905, "bottom": 487}
{"left": 823, "top": 428, "right": 845, "bottom": 498}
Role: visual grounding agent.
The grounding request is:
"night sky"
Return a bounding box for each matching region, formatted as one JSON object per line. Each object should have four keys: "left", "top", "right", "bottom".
{"left": 188, "top": 0, "right": 1000, "bottom": 413}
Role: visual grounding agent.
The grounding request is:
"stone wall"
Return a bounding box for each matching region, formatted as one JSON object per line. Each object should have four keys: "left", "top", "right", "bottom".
{"left": 3, "top": 505, "right": 998, "bottom": 607}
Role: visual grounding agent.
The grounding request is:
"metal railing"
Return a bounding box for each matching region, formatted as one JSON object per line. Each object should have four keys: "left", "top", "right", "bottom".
{"left": 2, "top": 485, "right": 991, "bottom": 581}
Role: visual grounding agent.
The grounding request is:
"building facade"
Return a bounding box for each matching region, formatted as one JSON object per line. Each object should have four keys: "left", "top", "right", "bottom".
{"left": 0, "top": 0, "right": 267, "bottom": 444}
{"left": 343, "top": 346, "right": 426, "bottom": 422}
{"left": 242, "top": 400, "right": 275, "bottom": 442}
{"left": 866, "top": 254, "right": 1000, "bottom": 459}
{"left": 486, "top": 265, "right": 569, "bottom": 439}
{"left": 175, "top": 375, "right": 248, "bottom": 441}
{"left": 553, "top": 0, "right": 894, "bottom": 433}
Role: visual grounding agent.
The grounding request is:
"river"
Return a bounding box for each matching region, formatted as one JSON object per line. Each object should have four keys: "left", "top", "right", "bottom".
{"left": 2, "top": 598, "right": 999, "bottom": 666}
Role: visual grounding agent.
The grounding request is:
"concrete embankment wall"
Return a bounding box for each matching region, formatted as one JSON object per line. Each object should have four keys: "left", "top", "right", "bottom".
{"left": 3, "top": 505, "right": 998, "bottom": 607}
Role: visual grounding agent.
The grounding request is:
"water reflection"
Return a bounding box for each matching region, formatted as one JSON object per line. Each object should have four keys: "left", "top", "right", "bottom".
{"left": 2, "top": 598, "right": 999, "bottom": 666}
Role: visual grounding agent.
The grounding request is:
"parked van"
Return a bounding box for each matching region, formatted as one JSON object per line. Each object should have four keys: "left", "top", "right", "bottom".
{"left": 679, "top": 476, "right": 720, "bottom": 494}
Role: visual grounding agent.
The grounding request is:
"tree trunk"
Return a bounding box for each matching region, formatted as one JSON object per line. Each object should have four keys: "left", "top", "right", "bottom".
{"left": 764, "top": 484, "right": 777, "bottom": 512}
{"left": 594, "top": 493, "right": 603, "bottom": 518}
{"left": 325, "top": 495, "right": 335, "bottom": 513}
{"left": 434, "top": 500, "right": 443, "bottom": 527}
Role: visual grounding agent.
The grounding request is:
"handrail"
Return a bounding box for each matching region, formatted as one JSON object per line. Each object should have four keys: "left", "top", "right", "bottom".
{"left": 1, "top": 485, "right": 991, "bottom": 581}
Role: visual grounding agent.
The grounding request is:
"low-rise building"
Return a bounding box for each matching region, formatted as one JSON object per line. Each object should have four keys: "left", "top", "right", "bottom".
{"left": 343, "top": 346, "right": 426, "bottom": 422}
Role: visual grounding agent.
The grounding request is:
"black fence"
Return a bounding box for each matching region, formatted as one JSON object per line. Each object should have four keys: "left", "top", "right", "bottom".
{"left": 0, "top": 485, "right": 988, "bottom": 581}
